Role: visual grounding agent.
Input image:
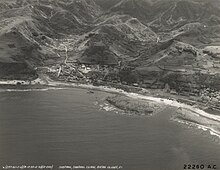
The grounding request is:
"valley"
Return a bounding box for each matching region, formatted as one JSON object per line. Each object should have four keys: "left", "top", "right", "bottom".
{"left": 1, "top": 1, "right": 220, "bottom": 168}
{"left": 0, "top": 0, "right": 220, "bottom": 114}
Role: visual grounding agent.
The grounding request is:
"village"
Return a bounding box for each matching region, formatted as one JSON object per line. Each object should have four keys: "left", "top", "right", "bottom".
{"left": 37, "top": 61, "right": 123, "bottom": 86}
{"left": 33, "top": 38, "right": 220, "bottom": 113}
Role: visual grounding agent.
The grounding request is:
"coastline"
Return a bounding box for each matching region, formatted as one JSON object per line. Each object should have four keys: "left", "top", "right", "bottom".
{"left": 1, "top": 78, "right": 220, "bottom": 138}
{"left": 48, "top": 80, "right": 220, "bottom": 120}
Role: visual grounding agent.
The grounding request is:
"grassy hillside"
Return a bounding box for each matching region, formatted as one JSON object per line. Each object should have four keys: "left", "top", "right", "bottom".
{"left": 0, "top": 0, "right": 219, "bottom": 95}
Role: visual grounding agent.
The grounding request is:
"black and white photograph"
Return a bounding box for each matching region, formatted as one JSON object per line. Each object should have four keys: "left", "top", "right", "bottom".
{"left": 0, "top": 0, "right": 220, "bottom": 169}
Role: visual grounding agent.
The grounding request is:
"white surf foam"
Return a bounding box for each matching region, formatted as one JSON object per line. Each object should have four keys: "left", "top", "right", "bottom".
{"left": 174, "top": 118, "right": 220, "bottom": 139}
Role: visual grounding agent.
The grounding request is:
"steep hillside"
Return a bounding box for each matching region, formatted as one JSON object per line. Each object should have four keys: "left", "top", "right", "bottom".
{"left": 94, "top": 0, "right": 121, "bottom": 10}
{"left": 0, "top": 0, "right": 219, "bottom": 96}
{"left": 110, "top": 0, "right": 220, "bottom": 32}
{"left": 121, "top": 40, "right": 220, "bottom": 92}
{"left": 0, "top": 0, "right": 102, "bottom": 79}
{"left": 74, "top": 15, "right": 158, "bottom": 65}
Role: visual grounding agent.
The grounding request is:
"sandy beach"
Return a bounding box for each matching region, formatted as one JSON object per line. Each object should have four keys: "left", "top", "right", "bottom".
{"left": 0, "top": 78, "right": 47, "bottom": 86}
{"left": 47, "top": 80, "right": 220, "bottom": 138}
{"left": 1, "top": 78, "right": 220, "bottom": 138}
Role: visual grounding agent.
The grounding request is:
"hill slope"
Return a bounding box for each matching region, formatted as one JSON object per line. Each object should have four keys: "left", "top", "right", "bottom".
{"left": 0, "top": 0, "right": 219, "bottom": 95}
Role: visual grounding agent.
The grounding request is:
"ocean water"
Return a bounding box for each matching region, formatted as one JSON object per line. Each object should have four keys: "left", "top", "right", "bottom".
{"left": 0, "top": 88, "right": 220, "bottom": 170}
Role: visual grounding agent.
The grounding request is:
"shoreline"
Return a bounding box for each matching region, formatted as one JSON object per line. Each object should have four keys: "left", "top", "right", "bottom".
{"left": 1, "top": 78, "right": 220, "bottom": 121}
{"left": 48, "top": 80, "right": 220, "bottom": 121}
{"left": 1, "top": 78, "right": 220, "bottom": 138}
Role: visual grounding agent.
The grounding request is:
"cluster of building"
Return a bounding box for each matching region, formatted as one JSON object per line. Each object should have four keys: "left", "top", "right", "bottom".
{"left": 45, "top": 61, "right": 121, "bottom": 84}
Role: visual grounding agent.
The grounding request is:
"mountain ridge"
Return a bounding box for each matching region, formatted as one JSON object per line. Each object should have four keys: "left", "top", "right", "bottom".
{"left": 0, "top": 0, "right": 220, "bottom": 96}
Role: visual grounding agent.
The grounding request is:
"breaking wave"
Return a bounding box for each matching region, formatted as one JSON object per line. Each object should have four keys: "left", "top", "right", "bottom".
{"left": 173, "top": 118, "right": 220, "bottom": 140}
{"left": 0, "top": 87, "right": 68, "bottom": 92}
